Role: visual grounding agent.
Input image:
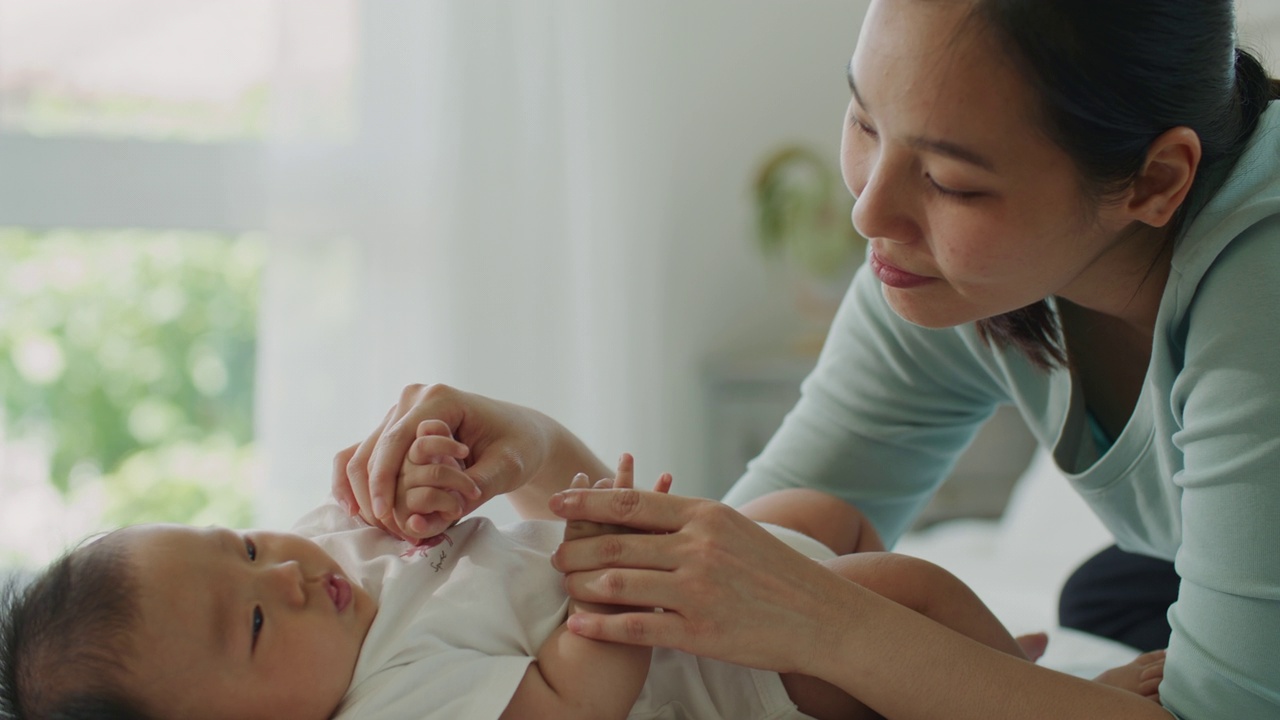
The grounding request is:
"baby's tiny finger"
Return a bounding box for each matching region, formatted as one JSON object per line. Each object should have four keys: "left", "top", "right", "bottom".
{"left": 571, "top": 473, "right": 591, "bottom": 489}
{"left": 407, "top": 512, "right": 453, "bottom": 539}
{"left": 614, "top": 453, "right": 635, "bottom": 489}
{"left": 594, "top": 478, "right": 615, "bottom": 489}
{"left": 408, "top": 435, "right": 468, "bottom": 466}
{"left": 653, "top": 472, "right": 673, "bottom": 494}
{"left": 401, "top": 463, "right": 482, "bottom": 499}
{"left": 405, "top": 487, "right": 465, "bottom": 516}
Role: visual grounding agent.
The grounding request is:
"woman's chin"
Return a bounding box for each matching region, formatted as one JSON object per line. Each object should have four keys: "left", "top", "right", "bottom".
{"left": 881, "top": 286, "right": 978, "bottom": 330}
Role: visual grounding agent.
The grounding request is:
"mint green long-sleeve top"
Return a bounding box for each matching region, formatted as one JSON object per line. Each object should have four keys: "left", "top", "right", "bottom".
{"left": 723, "top": 104, "right": 1280, "bottom": 719}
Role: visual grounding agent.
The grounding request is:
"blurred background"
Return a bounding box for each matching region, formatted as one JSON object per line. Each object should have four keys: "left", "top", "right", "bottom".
{"left": 2, "top": 1, "right": 1277, "bottom": 568}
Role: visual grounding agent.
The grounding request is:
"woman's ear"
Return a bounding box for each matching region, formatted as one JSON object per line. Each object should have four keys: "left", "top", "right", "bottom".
{"left": 1126, "top": 126, "right": 1202, "bottom": 228}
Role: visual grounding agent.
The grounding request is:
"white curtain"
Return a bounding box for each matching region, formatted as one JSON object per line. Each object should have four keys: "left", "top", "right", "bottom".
{"left": 256, "top": 0, "right": 867, "bottom": 529}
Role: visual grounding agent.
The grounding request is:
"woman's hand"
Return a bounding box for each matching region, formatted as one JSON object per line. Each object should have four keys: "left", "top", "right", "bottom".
{"left": 561, "top": 454, "right": 673, "bottom": 544}
{"left": 332, "top": 383, "right": 610, "bottom": 540}
{"left": 548, "top": 488, "right": 858, "bottom": 676}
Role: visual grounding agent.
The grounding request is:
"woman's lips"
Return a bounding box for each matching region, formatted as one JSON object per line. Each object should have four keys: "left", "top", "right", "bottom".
{"left": 869, "top": 251, "right": 933, "bottom": 289}
{"left": 327, "top": 574, "right": 353, "bottom": 612}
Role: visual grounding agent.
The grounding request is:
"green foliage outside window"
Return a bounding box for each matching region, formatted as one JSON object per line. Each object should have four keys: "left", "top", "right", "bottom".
{"left": 0, "top": 229, "right": 262, "bottom": 534}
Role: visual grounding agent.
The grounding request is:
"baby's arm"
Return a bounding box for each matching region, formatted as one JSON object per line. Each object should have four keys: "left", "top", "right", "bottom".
{"left": 501, "top": 455, "right": 669, "bottom": 720}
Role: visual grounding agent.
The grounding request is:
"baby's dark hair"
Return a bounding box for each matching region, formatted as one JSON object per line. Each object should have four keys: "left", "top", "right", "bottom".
{"left": 0, "top": 537, "right": 157, "bottom": 720}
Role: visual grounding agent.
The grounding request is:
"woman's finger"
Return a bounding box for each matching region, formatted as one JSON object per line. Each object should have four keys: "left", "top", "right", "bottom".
{"left": 553, "top": 530, "right": 683, "bottom": 573}
{"left": 331, "top": 443, "right": 360, "bottom": 515}
{"left": 562, "top": 567, "right": 677, "bottom": 609}
{"left": 566, "top": 608, "right": 693, "bottom": 652}
{"left": 549, "top": 487, "right": 700, "bottom": 533}
{"left": 368, "top": 404, "right": 432, "bottom": 522}
{"left": 347, "top": 405, "right": 400, "bottom": 534}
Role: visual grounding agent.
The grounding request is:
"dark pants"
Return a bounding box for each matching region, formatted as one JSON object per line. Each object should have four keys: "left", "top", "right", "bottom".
{"left": 1058, "top": 545, "right": 1181, "bottom": 652}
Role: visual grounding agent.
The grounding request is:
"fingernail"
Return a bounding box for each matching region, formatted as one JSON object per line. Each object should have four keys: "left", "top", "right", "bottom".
{"left": 373, "top": 498, "right": 388, "bottom": 519}
{"left": 549, "top": 493, "right": 565, "bottom": 512}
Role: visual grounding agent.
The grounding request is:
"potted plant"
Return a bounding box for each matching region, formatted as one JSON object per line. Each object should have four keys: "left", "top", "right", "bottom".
{"left": 751, "top": 144, "right": 865, "bottom": 333}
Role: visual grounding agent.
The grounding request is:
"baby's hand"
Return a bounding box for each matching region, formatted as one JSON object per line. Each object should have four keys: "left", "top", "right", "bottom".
{"left": 395, "top": 420, "right": 481, "bottom": 541}
{"left": 562, "top": 454, "right": 673, "bottom": 542}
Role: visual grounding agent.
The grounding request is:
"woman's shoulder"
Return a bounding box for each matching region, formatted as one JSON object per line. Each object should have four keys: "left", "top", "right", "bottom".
{"left": 1172, "top": 103, "right": 1280, "bottom": 290}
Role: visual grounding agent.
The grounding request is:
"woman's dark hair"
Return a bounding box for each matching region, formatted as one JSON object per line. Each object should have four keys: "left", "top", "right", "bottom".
{"left": 968, "top": 0, "right": 1280, "bottom": 369}
{"left": 0, "top": 539, "right": 156, "bottom": 720}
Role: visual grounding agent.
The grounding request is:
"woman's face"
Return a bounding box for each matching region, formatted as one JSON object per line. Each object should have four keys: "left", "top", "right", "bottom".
{"left": 842, "top": 0, "right": 1139, "bottom": 328}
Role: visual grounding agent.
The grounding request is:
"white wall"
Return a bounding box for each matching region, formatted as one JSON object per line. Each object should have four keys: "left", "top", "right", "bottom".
{"left": 577, "top": 2, "right": 871, "bottom": 495}
{"left": 254, "top": 2, "right": 872, "bottom": 528}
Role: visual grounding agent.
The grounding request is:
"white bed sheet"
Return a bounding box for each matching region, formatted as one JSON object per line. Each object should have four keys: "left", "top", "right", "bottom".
{"left": 894, "top": 449, "right": 1140, "bottom": 678}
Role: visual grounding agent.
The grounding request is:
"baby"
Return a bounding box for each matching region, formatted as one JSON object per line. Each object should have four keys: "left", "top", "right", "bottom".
{"left": 0, "top": 433, "right": 1163, "bottom": 720}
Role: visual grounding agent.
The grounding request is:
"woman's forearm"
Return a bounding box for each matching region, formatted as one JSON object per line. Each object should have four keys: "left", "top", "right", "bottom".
{"left": 507, "top": 417, "right": 611, "bottom": 520}
{"left": 816, "top": 581, "right": 1175, "bottom": 720}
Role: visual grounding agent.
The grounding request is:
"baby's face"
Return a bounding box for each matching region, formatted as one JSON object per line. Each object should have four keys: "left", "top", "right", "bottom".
{"left": 116, "top": 524, "right": 376, "bottom": 720}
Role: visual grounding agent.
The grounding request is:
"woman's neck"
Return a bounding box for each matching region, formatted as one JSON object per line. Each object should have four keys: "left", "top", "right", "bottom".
{"left": 1058, "top": 222, "right": 1173, "bottom": 339}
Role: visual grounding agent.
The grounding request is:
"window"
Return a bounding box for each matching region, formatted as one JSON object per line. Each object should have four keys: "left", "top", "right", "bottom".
{"left": 0, "top": 0, "right": 356, "bottom": 141}
{"left": 0, "top": 0, "right": 357, "bottom": 568}
{"left": 0, "top": 230, "right": 263, "bottom": 566}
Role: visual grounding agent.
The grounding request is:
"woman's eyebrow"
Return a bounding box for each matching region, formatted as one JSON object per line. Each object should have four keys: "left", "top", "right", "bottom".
{"left": 846, "top": 59, "right": 866, "bottom": 107}
{"left": 908, "top": 136, "right": 997, "bottom": 173}
{"left": 847, "top": 62, "right": 997, "bottom": 173}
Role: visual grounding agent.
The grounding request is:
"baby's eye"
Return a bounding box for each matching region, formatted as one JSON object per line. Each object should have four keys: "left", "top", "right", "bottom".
{"left": 245, "top": 537, "right": 257, "bottom": 561}
{"left": 252, "top": 606, "right": 264, "bottom": 650}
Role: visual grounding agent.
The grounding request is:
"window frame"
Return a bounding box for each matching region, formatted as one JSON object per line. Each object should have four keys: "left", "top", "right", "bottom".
{"left": 0, "top": 134, "right": 265, "bottom": 232}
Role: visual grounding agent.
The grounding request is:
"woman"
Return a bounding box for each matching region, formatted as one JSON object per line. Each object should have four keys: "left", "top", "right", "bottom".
{"left": 333, "top": 1, "right": 1280, "bottom": 717}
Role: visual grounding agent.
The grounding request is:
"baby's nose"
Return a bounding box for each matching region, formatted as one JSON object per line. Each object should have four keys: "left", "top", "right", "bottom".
{"left": 265, "top": 560, "right": 307, "bottom": 606}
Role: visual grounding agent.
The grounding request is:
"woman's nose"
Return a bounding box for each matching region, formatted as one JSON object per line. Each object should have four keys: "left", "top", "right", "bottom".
{"left": 851, "top": 160, "right": 919, "bottom": 245}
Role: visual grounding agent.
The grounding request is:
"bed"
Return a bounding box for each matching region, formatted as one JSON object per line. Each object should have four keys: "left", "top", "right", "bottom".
{"left": 895, "top": 447, "right": 1140, "bottom": 677}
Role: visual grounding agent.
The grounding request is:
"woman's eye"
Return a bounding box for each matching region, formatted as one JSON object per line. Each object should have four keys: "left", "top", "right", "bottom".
{"left": 245, "top": 538, "right": 257, "bottom": 561}
{"left": 851, "top": 117, "right": 878, "bottom": 139}
{"left": 926, "top": 174, "right": 985, "bottom": 202}
{"left": 252, "top": 606, "right": 264, "bottom": 649}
